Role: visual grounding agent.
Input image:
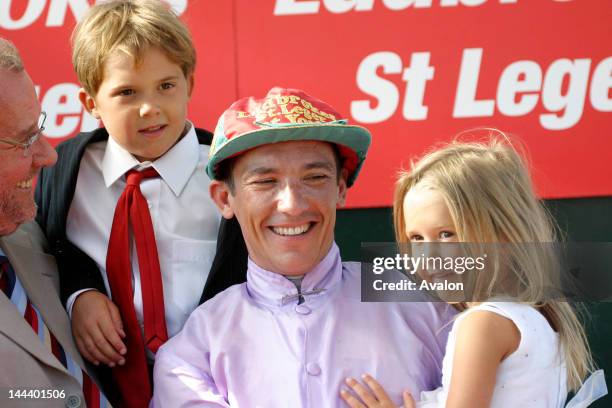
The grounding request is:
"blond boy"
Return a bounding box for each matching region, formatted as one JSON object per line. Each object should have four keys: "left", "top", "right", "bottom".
{"left": 35, "top": 1, "right": 247, "bottom": 406}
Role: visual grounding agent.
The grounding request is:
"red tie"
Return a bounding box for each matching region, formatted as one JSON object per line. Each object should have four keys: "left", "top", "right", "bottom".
{"left": 106, "top": 168, "right": 168, "bottom": 407}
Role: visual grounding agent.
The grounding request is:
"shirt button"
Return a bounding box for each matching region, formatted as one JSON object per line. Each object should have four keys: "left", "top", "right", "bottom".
{"left": 65, "top": 394, "right": 82, "bottom": 408}
{"left": 295, "top": 304, "right": 311, "bottom": 315}
{"left": 306, "top": 362, "right": 321, "bottom": 376}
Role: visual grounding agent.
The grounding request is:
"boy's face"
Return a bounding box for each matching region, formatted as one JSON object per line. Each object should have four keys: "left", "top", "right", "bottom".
{"left": 80, "top": 47, "right": 193, "bottom": 162}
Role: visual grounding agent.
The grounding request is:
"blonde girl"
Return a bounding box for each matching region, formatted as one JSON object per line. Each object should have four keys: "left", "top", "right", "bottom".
{"left": 341, "top": 133, "right": 606, "bottom": 408}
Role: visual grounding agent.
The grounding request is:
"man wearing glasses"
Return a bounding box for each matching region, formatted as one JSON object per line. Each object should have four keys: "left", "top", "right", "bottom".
{"left": 0, "top": 38, "right": 110, "bottom": 407}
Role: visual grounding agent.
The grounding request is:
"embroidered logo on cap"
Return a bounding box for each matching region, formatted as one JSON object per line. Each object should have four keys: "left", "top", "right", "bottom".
{"left": 235, "top": 93, "right": 338, "bottom": 126}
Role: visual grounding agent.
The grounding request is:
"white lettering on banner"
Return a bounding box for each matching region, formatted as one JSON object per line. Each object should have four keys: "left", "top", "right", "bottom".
{"left": 0, "top": 0, "right": 187, "bottom": 29}
{"left": 36, "top": 82, "right": 98, "bottom": 138}
{"left": 0, "top": 0, "right": 45, "bottom": 30}
{"left": 453, "top": 48, "right": 495, "bottom": 117}
{"left": 382, "top": 0, "right": 437, "bottom": 10}
{"left": 163, "top": 0, "right": 188, "bottom": 14}
{"left": 42, "top": 83, "right": 81, "bottom": 137}
{"left": 275, "top": 0, "right": 319, "bottom": 15}
{"left": 354, "top": 48, "right": 611, "bottom": 130}
{"left": 352, "top": 52, "right": 403, "bottom": 123}
{"left": 46, "top": 0, "right": 90, "bottom": 27}
{"left": 590, "top": 57, "right": 612, "bottom": 112}
{"left": 274, "top": 0, "right": 517, "bottom": 15}
{"left": 352, "top": 51, "right": 435, "bottom": 123}
{"left": 540, "top": 59, "right": 590, "bottom": 130}
{"left": 402, "top": 52, "right": 435, "bottom": 120}
{"left": 453, "top": 49, "right": 599, "bottom": 130}
{"left": 496, "top": 60, "right": 542, "bottom": 116}
{"left": 441, "top": 0, "right": 488, "bottom": 5}
{"left": 440, "top": 0, "right": 518, "bottom": 6}
{"left": 274, "top": 0, "right": 378, "bottom": 15}
{"left": 327, "top": 0, "right": 375, "bottom": 14}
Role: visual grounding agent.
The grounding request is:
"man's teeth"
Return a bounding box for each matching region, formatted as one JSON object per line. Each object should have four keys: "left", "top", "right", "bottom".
{"left": 16, "top": 179, "right": 32, "bottom": 189}
{"left": 272, "top": 224, "right": 310, "bottom": 236}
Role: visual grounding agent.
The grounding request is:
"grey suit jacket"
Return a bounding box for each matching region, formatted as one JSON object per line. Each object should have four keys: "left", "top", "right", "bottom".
{"left": 0, "top": 222, "right": 97, "bottom": 408}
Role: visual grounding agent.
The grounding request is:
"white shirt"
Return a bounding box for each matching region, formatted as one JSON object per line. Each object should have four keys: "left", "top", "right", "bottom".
{"left": 66, "top": 124, "right": 221, "bottom": 338}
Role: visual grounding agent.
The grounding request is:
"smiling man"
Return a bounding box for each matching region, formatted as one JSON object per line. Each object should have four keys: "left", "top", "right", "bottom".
{"left": 0, "top": 49, "right": 55, "bottom": 234}
{"left": 0, "top": 37, "right": 112, "bottom": 408}
{"left": 152, "top": 87, "right": 454, "bottom": 407}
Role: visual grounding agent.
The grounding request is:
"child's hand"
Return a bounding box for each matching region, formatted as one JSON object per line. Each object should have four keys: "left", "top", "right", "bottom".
{"left": 340, "top": 374, "right": 415, "bottom": 408}
{"left": 71, "top": 290, "right": 127, "bottom": 367}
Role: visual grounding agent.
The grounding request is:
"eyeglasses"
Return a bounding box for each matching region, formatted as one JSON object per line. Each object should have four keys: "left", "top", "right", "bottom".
{"left": 0, "top": 111, "right": 47, "bottom": 157}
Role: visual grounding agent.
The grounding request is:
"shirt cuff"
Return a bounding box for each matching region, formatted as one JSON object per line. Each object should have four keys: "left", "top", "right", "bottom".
{"left": 66, "top": 288, "right": 98, "bottom": 318}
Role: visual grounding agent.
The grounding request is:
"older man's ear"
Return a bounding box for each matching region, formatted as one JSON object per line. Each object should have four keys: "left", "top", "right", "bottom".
{"left": 210, "top": 180, "right": 235, "bottom": 219}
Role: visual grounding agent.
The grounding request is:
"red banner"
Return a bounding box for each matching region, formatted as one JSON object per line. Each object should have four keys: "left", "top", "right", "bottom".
{"left": 2, "top": 0, "right": 610, "bottom": 207}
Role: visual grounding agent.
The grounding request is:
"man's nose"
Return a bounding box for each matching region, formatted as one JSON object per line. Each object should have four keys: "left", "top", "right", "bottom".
{"left": 32, "top": 136, "right": 57, "bottom": 169}
{"left": 277, "top": 183, "right": 308, "bottom": 215}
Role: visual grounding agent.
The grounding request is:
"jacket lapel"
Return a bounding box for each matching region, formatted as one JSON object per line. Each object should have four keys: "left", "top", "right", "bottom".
{"left": 0, "top": 226, "right": 88, "bottom": 375}
{"left": 0, "top": 291, "right": 69, "bottom": 373}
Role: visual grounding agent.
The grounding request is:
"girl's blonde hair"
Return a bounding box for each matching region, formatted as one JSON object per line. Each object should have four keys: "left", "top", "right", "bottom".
{"left": 393, "top": 129, "right": 594, "bottom": 391}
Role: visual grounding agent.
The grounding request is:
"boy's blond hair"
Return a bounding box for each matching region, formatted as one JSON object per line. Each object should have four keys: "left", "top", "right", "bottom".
{"left": 72, "top": 0, "right": 196, "bottom": 95}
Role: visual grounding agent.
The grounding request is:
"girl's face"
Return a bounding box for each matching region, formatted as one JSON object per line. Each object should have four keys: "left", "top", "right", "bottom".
{"left": 403, "top": 185, "right": 465, "bottom": 303}
{"left": 402, "top": 186, "right": 458, "bottom": 243}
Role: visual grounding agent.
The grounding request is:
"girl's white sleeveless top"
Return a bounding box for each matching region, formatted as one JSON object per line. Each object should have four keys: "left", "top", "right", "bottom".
{"left": 418, "top": 302, "right": 568, "bottom": 407}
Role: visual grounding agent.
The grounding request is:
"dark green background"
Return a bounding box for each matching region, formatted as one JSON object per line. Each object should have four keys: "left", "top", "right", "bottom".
{"left": 335, "top": 197, "right": 611, "bottom": 407}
